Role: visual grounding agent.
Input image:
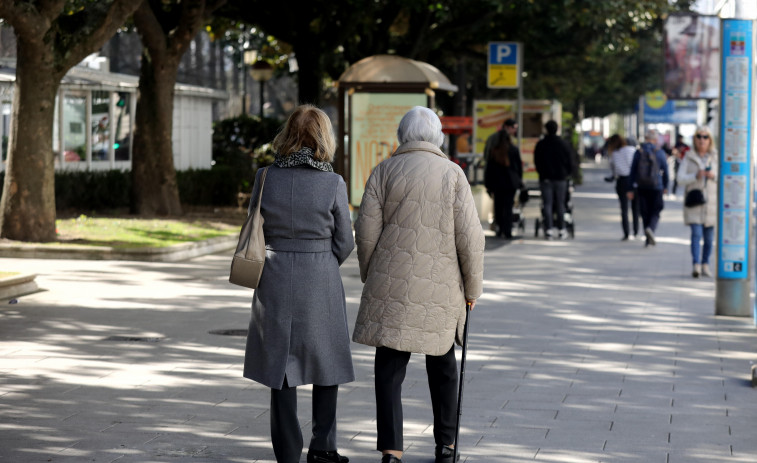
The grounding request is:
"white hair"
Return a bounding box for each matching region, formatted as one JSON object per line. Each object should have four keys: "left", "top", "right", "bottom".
{"left": 397, "top": 106, "right": 445, "bottom": 147}
{"left": 644, "top": 130, "right": 659, "bottom": 142}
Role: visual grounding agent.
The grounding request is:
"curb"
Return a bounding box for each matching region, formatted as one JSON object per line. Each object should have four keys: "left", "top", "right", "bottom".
{"left": 0, "top": 234, "right": 237, "bottom": 262}
{"left": 0, "top": 273, "right": 38, "bottom": 299}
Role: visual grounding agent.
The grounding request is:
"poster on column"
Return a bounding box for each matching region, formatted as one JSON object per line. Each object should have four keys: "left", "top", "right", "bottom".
{"left": 349, "top": 92, "right": 428, "bottom": 207}
{"left": 717, "top": 19, "right": 753, "bottom": 280}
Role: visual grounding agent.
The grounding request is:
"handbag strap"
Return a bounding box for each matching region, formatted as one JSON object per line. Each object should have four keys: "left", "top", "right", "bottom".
{"left": 253, "top": 167, "right": 269, "bottom": 214}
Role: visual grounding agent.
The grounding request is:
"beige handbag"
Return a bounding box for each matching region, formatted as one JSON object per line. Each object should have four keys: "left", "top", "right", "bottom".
{"left": 229, "top": 167, "right": 269, "bottom": 289}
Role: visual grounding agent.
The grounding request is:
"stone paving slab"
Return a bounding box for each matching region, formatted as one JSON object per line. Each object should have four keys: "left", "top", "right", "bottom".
{"left": 0, "top": 165, "right": 756, "bottom": 462}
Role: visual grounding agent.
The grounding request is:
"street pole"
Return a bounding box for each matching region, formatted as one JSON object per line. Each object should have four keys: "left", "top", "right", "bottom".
{"left": 715, "top": 0, "right": 757, "bottom": 317}
{"left": 258, "top": 80, "right": 265, "bottom": 119}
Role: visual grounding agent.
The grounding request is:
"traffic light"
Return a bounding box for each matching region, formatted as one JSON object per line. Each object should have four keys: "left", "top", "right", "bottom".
{"left": 706, "top": 98, "right": 718, "bottom": 125}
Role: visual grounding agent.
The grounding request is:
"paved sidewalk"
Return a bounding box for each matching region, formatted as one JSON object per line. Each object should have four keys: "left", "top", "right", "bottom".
{"left": 1, "top": 165, "right": 756, "bottom": 463}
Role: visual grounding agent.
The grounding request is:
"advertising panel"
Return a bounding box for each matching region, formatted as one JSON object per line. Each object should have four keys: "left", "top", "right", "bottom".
{"left": 717, "top": 19, "right": 752, "bottom": 280}
{"left": 664, "top": 14, "right": 720, "bottom": 99}
{"left": 349, "top": 92, "right": 427, "bottom": 207}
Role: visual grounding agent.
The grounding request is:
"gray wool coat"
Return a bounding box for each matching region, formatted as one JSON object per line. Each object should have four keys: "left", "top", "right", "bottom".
{"left": 243, "top": 165, "right": 355, "bottom": 389}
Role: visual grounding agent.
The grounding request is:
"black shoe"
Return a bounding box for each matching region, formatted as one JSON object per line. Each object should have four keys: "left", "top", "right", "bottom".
{"left": 307, "top": 449, "right": 348, "bottom": 463}
{"left": 381, "top": 454, "right": 402, "bottom": 463}
{"left": 435, "top": 444, "right": 460, "bottom": 463}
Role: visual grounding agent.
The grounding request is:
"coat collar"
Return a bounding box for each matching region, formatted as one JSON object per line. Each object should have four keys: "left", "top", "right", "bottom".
{"left": 685, "top": 149, "right": 711, "bottom": 168}
{"left": 392, "top": 141, "right": 448, "bottom": 159}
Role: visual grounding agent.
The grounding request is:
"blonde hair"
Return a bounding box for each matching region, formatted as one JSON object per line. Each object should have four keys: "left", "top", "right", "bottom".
{"left": 272, "top": 105, "right": 336, "bottom": 162}
{"left": 694, "top": 125, "right": 716, "bottom": 156}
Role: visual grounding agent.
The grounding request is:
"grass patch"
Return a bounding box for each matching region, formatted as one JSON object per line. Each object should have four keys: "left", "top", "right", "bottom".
{"left": 0, "top": 272, "right": 19, "bottom": 279}
{"left": 54, "top": 215, "right": 240, "bottom": 249}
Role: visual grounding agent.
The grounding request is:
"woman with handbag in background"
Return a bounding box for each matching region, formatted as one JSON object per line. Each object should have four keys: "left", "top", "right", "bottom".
{"left": 677, "top": 126, "right": 717, "bottom": 278}
{"left": 242, "top": 105, "right": 355, "bottom": 463}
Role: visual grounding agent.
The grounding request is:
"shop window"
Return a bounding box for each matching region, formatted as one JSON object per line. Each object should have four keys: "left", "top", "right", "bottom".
{"left": 91, "top": 91, "right": 110, "bottom": 161}
{"left": 63, "top": 94, "right": 86, "bottom": 162}
{"left": 113, "top": 92, "right": 131, "bottom": 161}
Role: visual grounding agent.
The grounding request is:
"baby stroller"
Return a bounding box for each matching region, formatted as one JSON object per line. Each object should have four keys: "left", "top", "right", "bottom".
{"left": 511, "top": 187, "right": 529, "bottom": 236}
{"left": 534, "top": 180, "right": 575, "bottom": 239}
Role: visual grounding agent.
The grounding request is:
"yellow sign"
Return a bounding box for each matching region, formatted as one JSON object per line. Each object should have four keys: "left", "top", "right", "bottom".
{"left": 488, "top": 65, "right": 518, "bottom": 88}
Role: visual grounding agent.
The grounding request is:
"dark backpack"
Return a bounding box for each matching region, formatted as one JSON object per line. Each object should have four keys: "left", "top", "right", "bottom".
{"left": 636, "top": 145, "right": 660, "bottom": 189}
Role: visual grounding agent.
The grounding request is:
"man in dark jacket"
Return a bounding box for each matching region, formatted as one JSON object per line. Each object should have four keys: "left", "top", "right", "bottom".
{"left": 628, "top": 130, "right": 669, "bottom": 247}
{"left": 534, "top": 120, "right": 574, "bottom": 239}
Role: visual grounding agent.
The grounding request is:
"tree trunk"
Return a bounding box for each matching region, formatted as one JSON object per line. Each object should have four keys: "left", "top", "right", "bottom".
{"left": 131, "top": 50, "right": 183, "bottom": 216}
{"left": 0, "top": 42, "right": 59, "bottom": 242}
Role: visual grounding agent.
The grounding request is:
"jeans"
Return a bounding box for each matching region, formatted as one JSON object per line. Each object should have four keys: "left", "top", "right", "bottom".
{"left": 540, "top": 179, "right": 567, "bottom": 231}
{"left": 690, "top": 224, "right": 714, "bottom": 265}
{"left": 615, "top": 176, "right": 639, "bottom": 237}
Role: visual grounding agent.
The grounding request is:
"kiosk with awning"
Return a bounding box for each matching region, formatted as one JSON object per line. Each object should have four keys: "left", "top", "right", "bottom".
{"left": 335, "top": 55, "right": 457, "bottom": 207}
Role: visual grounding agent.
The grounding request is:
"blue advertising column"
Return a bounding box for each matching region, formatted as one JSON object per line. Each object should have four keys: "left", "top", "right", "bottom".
{"left": 715, "top": 17, "right": 754, "bottom": 317}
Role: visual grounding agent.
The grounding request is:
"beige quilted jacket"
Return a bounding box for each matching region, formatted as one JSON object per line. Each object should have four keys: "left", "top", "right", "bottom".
{"left": 353, "top": 141, "right": 485, "bottom": 355}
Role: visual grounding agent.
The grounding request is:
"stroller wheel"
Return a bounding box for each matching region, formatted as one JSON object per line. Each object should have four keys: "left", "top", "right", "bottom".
{"left": 534, "top": 218, "right": 541, "bottom": 237}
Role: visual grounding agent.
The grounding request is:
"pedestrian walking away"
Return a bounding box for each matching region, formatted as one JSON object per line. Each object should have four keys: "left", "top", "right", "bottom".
{"left": 534, "top": 120, "right": 575, "bottom": 240}
{"left": 241, "top": 105, "right": 355, "bottom": 463}
{"left": 353, "top": 106, "right": 485, "bottom": 463}
{"left": 677, "top": 126, "right": 718, "bottom": 278}
{"left": 627, "top": 130, "right": 669, "bottom": 247}
{"left": 484, "top": 120, "right": 523, "bottom": 239}
{"left": 606, "top": 134, "right": 640, "bottom": 240}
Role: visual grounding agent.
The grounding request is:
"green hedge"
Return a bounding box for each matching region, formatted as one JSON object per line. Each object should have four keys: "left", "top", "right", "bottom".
{"left": 0, "top": 115, "right": 281, "bottom": 212}
{"left": 0, "top": 167, "right": 257, "bottom": 211}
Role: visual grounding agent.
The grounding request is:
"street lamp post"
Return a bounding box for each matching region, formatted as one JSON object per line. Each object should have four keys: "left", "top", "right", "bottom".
{"left": 249, "top": 60, "right": 274, "bottom": 119}
{"left": 242, "top": 50, "right": 258, "bottom": 116}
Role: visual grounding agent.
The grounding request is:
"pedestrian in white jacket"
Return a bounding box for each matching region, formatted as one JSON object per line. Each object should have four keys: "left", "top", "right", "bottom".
{"left": 677, "top": 126, "right": 718, "bottom": 278}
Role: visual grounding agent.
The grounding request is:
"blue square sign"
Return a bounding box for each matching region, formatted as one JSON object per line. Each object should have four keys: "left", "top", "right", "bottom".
{"left": 489, "top": 43, "right": 518, "bottom": 65}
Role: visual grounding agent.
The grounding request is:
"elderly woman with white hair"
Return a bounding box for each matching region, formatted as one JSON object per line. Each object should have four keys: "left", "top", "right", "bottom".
{"left": 353, "top": 106, "right": 485, "bottom": 463}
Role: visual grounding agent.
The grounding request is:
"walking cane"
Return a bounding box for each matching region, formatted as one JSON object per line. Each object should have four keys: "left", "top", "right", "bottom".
{"left": 452, "top": 301, "right": 472, "bottom": 463}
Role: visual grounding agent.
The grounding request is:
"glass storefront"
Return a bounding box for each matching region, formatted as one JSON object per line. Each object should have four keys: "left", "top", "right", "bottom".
{"left": 113, "top": 92, "right": 131, "bottom": 161}
{"left": 91, "top": 91, "right": 110, "bottom": 161}
{"left": 63, "top": 94, "right": 86, "bottom": 162}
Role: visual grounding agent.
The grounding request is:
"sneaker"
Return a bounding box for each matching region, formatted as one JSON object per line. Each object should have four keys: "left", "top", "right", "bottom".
{"left": 558, "top": 229, "right": 568, "bottom": 240}
{"left": 545, "top": 229, "right": 555, "bottom": 240}
{"left": 307, "top": 449, "right": 349, "bottom": 463}
{"left": 692, "top": 263, "right": 701, "bottom": 278}
{"left": 435, "top": 444, "right": 460, "bottom": 463}
{"left": 621, "top": 235, "right": 629, "bottom": 241}
{"left": 702, "top": 263, "right": 712, "bottom": 277}
{"left": 644, "top": 227, "right": 656, "bottom": 246}
{"left": 381, "top": 455, "right": 402, "bottom": 463}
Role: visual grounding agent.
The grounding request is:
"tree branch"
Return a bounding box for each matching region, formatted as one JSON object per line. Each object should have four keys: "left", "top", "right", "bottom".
{"left": 55, "top": 0, "right": 144, "bottom": 72}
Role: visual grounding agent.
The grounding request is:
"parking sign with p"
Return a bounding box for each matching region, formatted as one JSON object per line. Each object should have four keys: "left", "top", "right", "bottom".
{"left": 488, "top": 42, "right": 520, "bottom": 89}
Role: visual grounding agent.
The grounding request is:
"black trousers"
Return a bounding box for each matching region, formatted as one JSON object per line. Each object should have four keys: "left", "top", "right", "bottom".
{"left": 493, "top": 188, "right": 516, "bottom": 238}
{"left": 374, "top": 345, "right": 458, "bottom": 451}
{"left": 615, "top": 176, "right": 639, "bottom": 237}
{"left": 638, "top": 188, "right": 664, "bottom": 232}
{"left": 270, "top": 378, "right": 339, "bottom": 463}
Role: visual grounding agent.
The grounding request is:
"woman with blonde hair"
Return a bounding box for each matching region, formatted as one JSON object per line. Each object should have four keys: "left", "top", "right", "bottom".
{"left": 677, "top": 126, "right": 717, "bottom": 278}
{"left": 242, "top": 105, "right": 354, "bottom": 463}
